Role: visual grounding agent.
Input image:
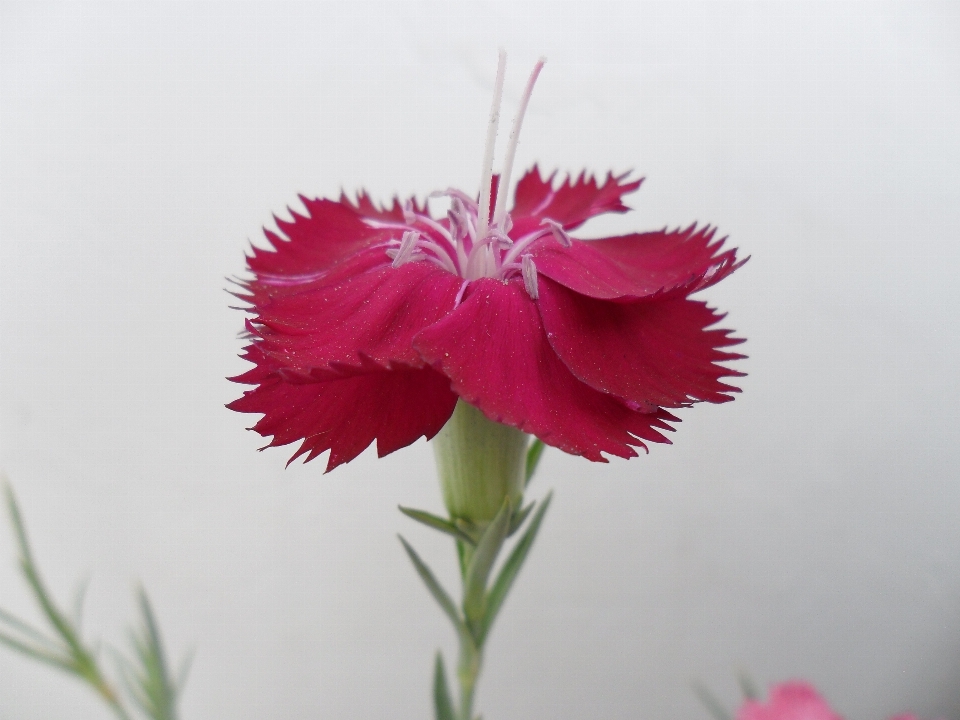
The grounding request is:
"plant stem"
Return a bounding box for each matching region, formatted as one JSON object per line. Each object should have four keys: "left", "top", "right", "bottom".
{"left": 456, "top": 632, "right": 482, "bottom": 720}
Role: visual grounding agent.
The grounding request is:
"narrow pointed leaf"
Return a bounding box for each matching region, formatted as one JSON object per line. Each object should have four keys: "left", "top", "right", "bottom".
{"left": 4, "top": 483, "right": 83, "bottom": 658}
{"left": 399, "top": 506, "right": 476, "bottom": 545}
{"left": 507, "top": 502, "right": 535, "bottom": 537}
{"left": 479, "top": 492, "right": 552, "bottom": 645}
{"left": 398, "top": 536, "right": 466, "bottom": 635}
{"left": 692, "top": 681, "right": 732, "bottom": 720}
{"left": 432, "top": 651, "right": 456, "bottom": 720}
{"left": 454, "top": 518, "right": 482, "bottom": 545}
{"left": 124, "top": 588, "right": 178, "bottom": 720}
{"left": 525, "top": 439, "right": 545, "bottom": 486}
{"left": 462, "top": 499, "right": 512, "bottom": 626}
{"left": 0, "top": 607, "right": 61, "bottom": 650}
{"left": 737, "top": 670, "right": 760, "bottom": 701}
{"left": 72, "top": 575, "right": 91, "bottom": 630}
{"left": 0, "top": 630, "right": 72, "bottom": 671}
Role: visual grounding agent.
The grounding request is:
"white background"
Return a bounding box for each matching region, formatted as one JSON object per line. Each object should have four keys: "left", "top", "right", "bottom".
{"left": 1, "top": 2, "right": 959, "bottom": 718}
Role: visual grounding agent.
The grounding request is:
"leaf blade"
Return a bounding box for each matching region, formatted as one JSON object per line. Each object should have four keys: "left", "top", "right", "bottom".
{"left": 462, "top": 500, "right": 513, "bottom": 628}
{"left": 432, "top": 651, "right": 456, "bottom": 720}
{"left": 399, "top": 506, "right": 476, "bottom": 546}
{"left": 478, "top": 492, "right": 552, "bottom": 645}
{"left": 524, "top": 439, "right": 546, "bottom": 486}
{"left": 398, "top": 536, "right": 466, "bottom": 636}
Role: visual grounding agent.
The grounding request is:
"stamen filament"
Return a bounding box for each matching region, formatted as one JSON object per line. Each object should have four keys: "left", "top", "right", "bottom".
{"left": 502, "top": 228, "right": 551, "bottom": 266}
{"left": 493, "top": 57, "right": 546, "bottom": 228}
{"left": 476, "top": 50, "right": 507, "bottom": 244}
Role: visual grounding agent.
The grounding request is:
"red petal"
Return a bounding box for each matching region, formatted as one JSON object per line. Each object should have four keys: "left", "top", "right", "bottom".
{"left": 247, "top": 197, "right": 391, "bottom": 280}
{"left": 509, "top": 165, "right": 642, "bottom": 233}
{"left": 531, "top": 224, "right": 745, "bottom": 300}
{"left": 228, "top": 353, "right": 457, "bottom": 472}
{"left": 538, "top": 276, "right": 745, "bottom": 408}
{"left": 254, "top": 262, "right": 463, "bottom": 371}
{"left": 414, "top": 278, "right": 678, "bottom": 461}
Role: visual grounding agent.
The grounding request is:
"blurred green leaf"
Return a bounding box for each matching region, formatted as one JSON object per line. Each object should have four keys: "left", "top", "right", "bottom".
{"left": 433, "top": 651, "right": 456, "bottom": 720}
{"left": 0, "top": 629, "right": 72, "bottom": 670}
{"left": 693, "top": 681, "right": 732, "bottom": 720}
{"left": 118, "top": 588, "right": 180, "bottom": 720}
{"left": 478, "top": 492, "right": 551, "bottom": 646}
{"left": 399, "top": 506, "right": 476, "bottom": 546}
{"left": 737, "top": 670, "right": 760, "bottom": 701}
{"left": 1, "top": 480, "right": 133, "bottom": 720}
{"left": 524, "top": 439, "right": 545, "bottom": 486}
{"left": 507, "top": 502, "right": 534, "bottom": 537}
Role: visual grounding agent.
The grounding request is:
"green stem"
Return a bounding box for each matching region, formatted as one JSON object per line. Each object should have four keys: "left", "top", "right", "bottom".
{"left": 456, "top": 632, "right": 481, "bottom": 720}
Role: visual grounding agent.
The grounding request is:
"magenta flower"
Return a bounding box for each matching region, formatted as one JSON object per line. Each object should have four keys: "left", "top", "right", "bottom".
{"left": 228, "top": 58, "right": 745, "bottom": 471}
{"left": 737, "top": 683, "right": 844, "bottom": 720}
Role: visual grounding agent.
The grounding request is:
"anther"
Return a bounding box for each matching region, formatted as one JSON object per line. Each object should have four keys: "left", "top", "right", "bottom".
{"left": 541, "top": 218, "right": 572, "bottom": 248}
{"left": 521, "top": 254, "right": 539, "bottom": 300}
{"left": 391, "top": 230, "right": 421, "bottom": 268}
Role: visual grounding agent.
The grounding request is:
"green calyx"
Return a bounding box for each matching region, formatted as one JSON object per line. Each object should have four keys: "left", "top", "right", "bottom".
{"left": 432, "top": 401, "right": 528, "bottom": 525}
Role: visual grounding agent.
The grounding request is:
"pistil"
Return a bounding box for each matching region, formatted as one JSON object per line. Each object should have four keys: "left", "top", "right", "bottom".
{"left": 475, "top": 51, "right": 507, "bottom": 244}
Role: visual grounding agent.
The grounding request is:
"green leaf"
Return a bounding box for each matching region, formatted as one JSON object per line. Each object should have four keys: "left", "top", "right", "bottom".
{"left": 399, "top": 506, "right": 476, "bottom": 546}
{"left": 524, "top": 439, "right": 545, "bottom": 486}
{"left": 0, "top": 629, "right": 72, "bottom": 671}
{"left": 2, "top": 480, "right": 133, "bottom": 720}
{"left": 4, "top": 482, "right": 83, "bottom": 660}
{"left": 0, "top": 606, "right": 61, "bottom": 651}
{"left": 119, "top": 588, "right": 178, "bottom": 720}
{"left": 478, "top": 492, "right": 552, "bottom": 646}
{"left": 398, "top": 536, "right": 467, "bottom": 636}
{"left": 737, "top": 670, "right": 760, "bottom": 700}
{"left": 692, "top": 681, "right": 732, "bottom": 720}
{"left": 462, "top": 499, "right": 512, "bottom": 628}
{"left": 432, "top": 651, "right": 456, "bottom": 720}
{"left": 507, "top": 502, "right": 534, "bottom": 537}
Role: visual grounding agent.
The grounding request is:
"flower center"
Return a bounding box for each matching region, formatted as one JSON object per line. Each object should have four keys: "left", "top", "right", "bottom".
{"left": 368, "top": 53, "right": 567, "bottom": 301}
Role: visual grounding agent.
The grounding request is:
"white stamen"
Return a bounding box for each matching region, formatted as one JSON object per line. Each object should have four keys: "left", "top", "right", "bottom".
{"left": 493, "top": 57, "right": 546, "bottom": 228}
{"left": 541, "top": 217, "right": 572, "bottom": 247}
{"left": 403, "top": 200, "right": 417, "bottom": 226}
{"left": 521, "top": 254, "right": 539, "bottom": 300}
{"left": 391, "top": 230, "right": 420, "bottom": 268}
{"left": 429, "top": 188, "right": 478, "bottom": 211}
{"left": 454, "top": 280, "right": 469, "bottom": 306}
{"left": 476, "top": 50, "right": 507, "bottom": 244}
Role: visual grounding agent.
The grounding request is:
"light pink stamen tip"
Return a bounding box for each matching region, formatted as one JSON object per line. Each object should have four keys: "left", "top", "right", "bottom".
{"left": 541, "top": 218, "right": 572, "bottom": 247}
{"left": 392, "top": 230, "right": 420, "bottom": 268}
{"left": 521, "top": 254, "right": 539, "bottom": 300}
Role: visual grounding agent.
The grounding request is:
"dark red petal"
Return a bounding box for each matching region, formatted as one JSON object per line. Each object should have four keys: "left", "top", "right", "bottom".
{"left": 247, "top": 197, "right": 391, "bottom": 280}
{"left": 414, "top": 278, "right": 678, "bottom": 462}
{"left": 509, "top": 165, "right": 642, "bottom": 233}
{"left": 255, "top": 262, "right": 463, "bottom": 371}
{"left": 228, "top": 354, "right": 457, "bottom": 472}
{"left": 241, "top": 245, "right": 393, "bottom": 306}
{"left": 538, "top": 276, "right": 745, "bottom": 408}
{"left": 531, "top": 224, "right": 745, "bottom": 300}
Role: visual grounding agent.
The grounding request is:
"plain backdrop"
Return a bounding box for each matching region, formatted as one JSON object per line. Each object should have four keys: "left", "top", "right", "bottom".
{"left": 1, "top": 2, "right": 959, "bottom": 719}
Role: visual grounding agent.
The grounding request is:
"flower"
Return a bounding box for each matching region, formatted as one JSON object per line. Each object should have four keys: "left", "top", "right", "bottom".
{"left": 735, "top": 682, "right": 939, "bottom": 720}
{"left": 228, "top": 55, "right": 745, "bottom": 472}
{"left": 737, "top": 683, "right": 845, "bottom": 720}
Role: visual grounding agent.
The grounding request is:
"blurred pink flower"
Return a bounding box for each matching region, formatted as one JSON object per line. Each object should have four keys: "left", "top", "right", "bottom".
{"left": 736, "top": 682, "right": 843, "bottom": 720}
{"left": 737, "top": 683, "right": 937, "bottom": 720}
